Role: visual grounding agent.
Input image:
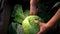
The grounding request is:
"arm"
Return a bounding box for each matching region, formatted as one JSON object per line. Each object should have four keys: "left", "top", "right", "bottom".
{"left": 30, "top": 0, "right": 39, "bottom": 15}
{"left": 46, "top": 8, "right": 60, "bottom": 28}
{"left": 34, "top": 8, "right": 60, "bottom": 34}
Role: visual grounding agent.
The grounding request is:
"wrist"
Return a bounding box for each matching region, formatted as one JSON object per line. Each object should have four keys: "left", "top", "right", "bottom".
{"left": 45, "top": 23, "right": 52, "bottom": 29}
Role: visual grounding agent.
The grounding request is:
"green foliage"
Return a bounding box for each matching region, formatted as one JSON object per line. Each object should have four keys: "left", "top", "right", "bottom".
{"left": 24, "top": 10, "right": 30, "bottom": 17}
{"left": 8, "top": 22, "right": 24, "bottom": 34}
{"left": 12, "top": 4, "right": 29, "bottom": 23}
{"left": 22, "top": 16, "right": 44, "bottom": 34}
{"left": 12, "top": 4, "right": 24, "bottom": 23}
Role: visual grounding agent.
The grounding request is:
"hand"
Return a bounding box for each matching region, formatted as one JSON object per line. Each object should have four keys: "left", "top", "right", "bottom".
{"left": 34, "top": 20, "right": 48, "bottom": 34}
{"left": 34, "top": 19, "right": 40, "bottom": 24}
{"left": 37, "top": 23, "right": 47, "bottom": 34}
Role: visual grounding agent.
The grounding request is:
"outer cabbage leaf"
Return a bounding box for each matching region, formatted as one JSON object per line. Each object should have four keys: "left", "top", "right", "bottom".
{"left": 22, "top": 16, "right": 44, "bottom": 34}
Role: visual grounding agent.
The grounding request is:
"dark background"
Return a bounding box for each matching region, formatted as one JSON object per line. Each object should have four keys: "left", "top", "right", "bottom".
{"left": 0, "top": 0, "right": 60, "bottom": 34}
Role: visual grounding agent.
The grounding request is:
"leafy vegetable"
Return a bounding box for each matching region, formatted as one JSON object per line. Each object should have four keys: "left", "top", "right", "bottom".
{"left": 22, "top": 16, "right": 44, "bottom": 34}
{"left": 8, "top": 22, "right": 24, "bottom": 34}
{"left": 12, "top": 4, "right": 29, "bottom": 23}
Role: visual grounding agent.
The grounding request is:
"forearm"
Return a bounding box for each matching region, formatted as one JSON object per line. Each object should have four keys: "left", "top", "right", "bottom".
{"left": 30, "top": 0, "right": 38, "bottom": 15}
{"left": 46, "top": 8, "right": 60, "bottom": 28}
{"left": 30, "top": 5, "right": 37, "bottom": 15}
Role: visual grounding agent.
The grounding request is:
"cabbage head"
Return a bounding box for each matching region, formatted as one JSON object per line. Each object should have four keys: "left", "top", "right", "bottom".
{"left": 22, "top": 16, "right": 44, "bottom": 34}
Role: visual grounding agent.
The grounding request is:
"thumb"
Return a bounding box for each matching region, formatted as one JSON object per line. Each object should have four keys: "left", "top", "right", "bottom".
{"left": 39, "top": 23, "right": 45, "bottom": 26}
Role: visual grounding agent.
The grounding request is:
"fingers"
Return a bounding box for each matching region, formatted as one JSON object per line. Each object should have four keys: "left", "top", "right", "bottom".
{"left": 34, "top": 19, "right": 39, "bottom": 24}
{"left": 37, "top": 32, "right": 40, "bottom": 34}
{"left": 39, "top": 23, "right": 46, "bottom": 26}
{"left": 37, "top": 23, "right": 47, "bottom": 34}
{"left": 34, "top": 19, "right": 46, "bottom": 25}
{"left": 37, "top": 31, "right": 44, "bottom": 34}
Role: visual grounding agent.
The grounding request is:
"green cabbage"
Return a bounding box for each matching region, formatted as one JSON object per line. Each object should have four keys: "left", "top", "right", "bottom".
{"left": 22, "top": 16, "right": 44, "bottom": 34}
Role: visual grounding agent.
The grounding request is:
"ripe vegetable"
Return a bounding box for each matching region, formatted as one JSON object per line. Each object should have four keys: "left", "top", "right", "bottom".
{"left": 22, "top": 16, "right": 44, "bottom": 34}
